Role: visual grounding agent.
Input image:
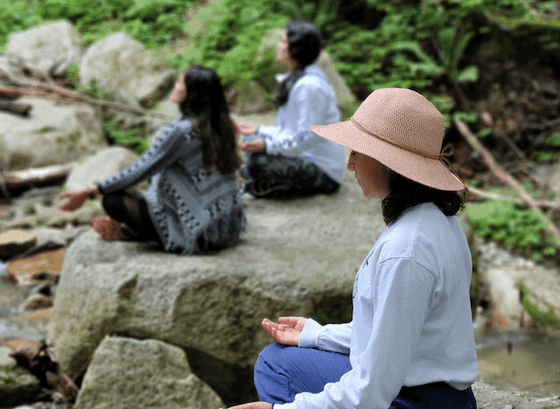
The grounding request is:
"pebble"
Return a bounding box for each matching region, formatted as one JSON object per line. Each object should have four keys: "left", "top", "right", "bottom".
{"left": 0, "top": 345, "right": 17, "bottom": 368}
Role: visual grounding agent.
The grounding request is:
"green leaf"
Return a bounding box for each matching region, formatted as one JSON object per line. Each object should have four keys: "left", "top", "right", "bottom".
{"left": 456, "top": 66, "right": 479, "bottom": 82}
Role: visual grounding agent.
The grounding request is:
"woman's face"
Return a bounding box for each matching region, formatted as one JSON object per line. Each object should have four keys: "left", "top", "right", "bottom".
{"left": 347, "top": 151, "right": 389, "bottom": 198}
{"left": 276, "top": 31, "right": 297, "bottom": 69}
{"left": 170, "top": 74, "right": 186, "bottom": 103}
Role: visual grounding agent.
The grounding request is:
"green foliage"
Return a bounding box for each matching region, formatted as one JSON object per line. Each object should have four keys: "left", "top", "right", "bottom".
{"left": 172, "top": 0, "right": 287, "bottom": 89}
{"left": 65, "top": 63, "right": 80, "bottom": 88}
{"left": 453, "top": 111, "right": 478, "bottom": 124}
{"left": 518, "top": 283, "right": 560, "bottom": 329}
{"left": 0, "top": 0, "right": 193, "bottom": 51}
{"left": 532, "top": 150, "right": 560, "bottom": 162}
{"left": 103, "top": 118, "right": 150, "bottom": 155}
{"left": 532, "top": 133, "right": 560, "bottom": 162}
{"left": 466, "top": 200, "right": 559, "bottom": 260}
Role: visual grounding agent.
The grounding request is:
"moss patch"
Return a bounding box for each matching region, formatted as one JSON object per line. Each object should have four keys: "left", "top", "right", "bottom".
{"left": 519, "top": 283, "right": 560, "bottom": 329}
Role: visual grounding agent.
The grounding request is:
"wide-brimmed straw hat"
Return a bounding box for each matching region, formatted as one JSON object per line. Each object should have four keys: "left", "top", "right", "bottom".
{"left": 311, "top": 88, "right": 465, "bottom": 191}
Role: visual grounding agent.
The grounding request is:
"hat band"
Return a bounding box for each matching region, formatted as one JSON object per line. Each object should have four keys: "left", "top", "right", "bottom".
{"left": 350, "top": 117, "right": 442, "bottom": 160}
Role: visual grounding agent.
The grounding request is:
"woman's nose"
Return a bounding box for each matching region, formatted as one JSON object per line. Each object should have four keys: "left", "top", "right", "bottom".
{"left": 347, "top": 159, "right": 354, "bottom": 170}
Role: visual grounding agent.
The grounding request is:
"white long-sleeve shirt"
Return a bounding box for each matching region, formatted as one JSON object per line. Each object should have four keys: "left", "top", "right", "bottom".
{"left": 258, "top": 64, "right": 345, "bottom": 183}
{"left": 278, "top": 203, "right": 477, "bottom": 409}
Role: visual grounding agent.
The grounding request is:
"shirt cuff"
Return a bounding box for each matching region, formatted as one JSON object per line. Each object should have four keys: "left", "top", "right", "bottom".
{"left": 298, "top": 318, "right": 322, "bottom": 348}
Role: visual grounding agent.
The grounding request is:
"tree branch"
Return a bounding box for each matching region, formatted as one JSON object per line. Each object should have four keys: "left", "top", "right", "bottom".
{"left": 467, "top": 185, "right": 560, "bottom": 211}
{"left": 455, "top": 118, "right": 560, "bottom": 244}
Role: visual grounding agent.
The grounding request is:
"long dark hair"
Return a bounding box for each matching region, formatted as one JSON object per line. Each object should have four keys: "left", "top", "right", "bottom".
{"left": 275, "top": 19, "right": 322, "bottom": 107}
{"left": 178, "top": 65, "right": 242, "bottom": 175}
{"left": 381, "top": 169, "right": 465, "bottom": 225}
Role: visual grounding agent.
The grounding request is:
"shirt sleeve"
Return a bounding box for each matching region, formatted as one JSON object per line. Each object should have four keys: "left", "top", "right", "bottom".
{"left": 276, "top": 258, "right": 436, "bottom": 409}
{"left": 298, "top": 319, "right": 352, "bottom": 355}
{"left": 263, "top": 80, "right": 330, "bottom": 157}
{"left": 98, "top": 120, "right": 197, "bottom": 195}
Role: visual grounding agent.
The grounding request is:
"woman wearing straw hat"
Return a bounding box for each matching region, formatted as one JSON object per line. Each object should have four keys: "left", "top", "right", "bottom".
{"left": 224, "top": 88, "right": 477, "bottom": 409}
{"left": 236, "top": 18, "right": 345, "bottom": 198}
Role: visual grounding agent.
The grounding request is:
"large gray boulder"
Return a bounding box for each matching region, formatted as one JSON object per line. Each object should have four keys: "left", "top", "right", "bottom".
{"left": 6, "top": 20, "right": 83, "bottom": 76}
{"left": 0, "top": 97, "right": 106, "bottom": 170}
{"left": 315, "top": 51, "right": 356, "bottom": 107}
{"left": 64, "top": 146, "right": 140, "bottom": 190}
{"left": 75, "top": 336, "right": 223, "bottom": 409}
{"left": 80, "top": 32, "right": 176, "bottom": 108}
{"left": 47, "top": 163, "right": 386, "bottom": 378}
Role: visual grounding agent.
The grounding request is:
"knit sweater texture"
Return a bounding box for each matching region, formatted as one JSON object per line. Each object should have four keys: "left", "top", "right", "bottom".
{"left": 98, "top": 117, "right": 246, "bottom": 254}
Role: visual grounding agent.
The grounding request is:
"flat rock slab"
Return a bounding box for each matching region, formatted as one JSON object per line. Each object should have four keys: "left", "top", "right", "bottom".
{"left": 6, "top": 248, "right": 66, "bottom": 285}
{"left": 0, "top": 230, "right": 37, "bottom": 260}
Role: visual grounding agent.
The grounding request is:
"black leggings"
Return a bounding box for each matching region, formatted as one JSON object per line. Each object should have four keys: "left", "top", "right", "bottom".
{"left": 242, "top": 152, "right": 340, "bottom": 196}
{"left": 102, "top": 191, "right": 160, "bottom": 243}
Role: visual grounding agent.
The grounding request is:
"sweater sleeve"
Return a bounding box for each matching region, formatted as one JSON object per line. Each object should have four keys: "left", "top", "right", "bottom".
{"left": 262, "top": 80, "right": 331, "bottom": 157}
{"left": 98, "top": 120, "right": 197, "bottom": 195}
{"left": 298, "top": 319, "right": 352, "bottom": 355}
{"left": 276, "top": 258, "right": 436, "bottom": 409}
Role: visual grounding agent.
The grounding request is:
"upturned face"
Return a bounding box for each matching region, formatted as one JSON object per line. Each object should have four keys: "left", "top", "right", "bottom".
{"left": 347, "top": 151, "right": 389, "bottom": 198}
{"left": 170, "top": 74, "right": 186, "bottom": 103}
{"left": 276, "top": 31, "right": 297, "bottom": 69}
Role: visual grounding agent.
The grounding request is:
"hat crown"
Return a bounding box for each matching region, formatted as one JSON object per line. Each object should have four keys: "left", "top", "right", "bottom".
{"left": 351, "top": 88, "right": 444, "bottom": 157}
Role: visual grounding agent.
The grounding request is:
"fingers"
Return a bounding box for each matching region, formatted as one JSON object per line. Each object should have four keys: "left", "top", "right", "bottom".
{"left": 277, "top": 316, "right": 302, "bottom": 326}
{"left": 261, "top": 318, "right": 278, "bottom": 340}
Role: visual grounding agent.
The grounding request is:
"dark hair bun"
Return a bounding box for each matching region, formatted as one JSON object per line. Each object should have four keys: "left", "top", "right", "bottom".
{"left": 286, "top": 19, "right": 322, "bottom": 67}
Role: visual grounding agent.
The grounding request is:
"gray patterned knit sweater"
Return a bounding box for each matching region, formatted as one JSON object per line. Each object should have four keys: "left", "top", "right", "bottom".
{"left": 98, "top": 117, "right": 246, "bottom": 255}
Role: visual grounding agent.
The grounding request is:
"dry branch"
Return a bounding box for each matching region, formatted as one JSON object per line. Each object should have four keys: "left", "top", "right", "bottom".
{"left": 455, "top": 118, "right": 560, "bottom": 244}
{"left": 0, "top": 83, "right": 158, "bottom": 116}
{"left": 467, "top": 185, "right": 560, "bottom": 211}
{"left": 0, "top": 55, "right": 163, "bottom": 117}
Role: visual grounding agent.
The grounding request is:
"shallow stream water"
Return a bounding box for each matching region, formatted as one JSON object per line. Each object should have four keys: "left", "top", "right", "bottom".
{"left": 475, "top": 328, "right": 560, "bottom": 398}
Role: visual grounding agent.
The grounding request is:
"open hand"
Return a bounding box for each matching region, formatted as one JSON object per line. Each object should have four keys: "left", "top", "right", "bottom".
{"left": 236, "top": 123, "right": 258, "bottom": 135}
{"left": 57, "top": 188, "right": 89, "bottom": 212}
{"left": 221, "top": 402, "right": 272, "bottom": 409}
{"left": 261, "top": 316, "right": 308, "bottom": 346}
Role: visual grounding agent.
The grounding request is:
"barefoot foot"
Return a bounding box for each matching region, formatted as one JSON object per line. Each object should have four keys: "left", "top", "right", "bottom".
{"left": 92, "top": 216, "right": 124, "bottom": 241}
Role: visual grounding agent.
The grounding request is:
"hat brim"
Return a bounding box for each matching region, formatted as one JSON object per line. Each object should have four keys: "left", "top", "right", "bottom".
{"left": 311, "top": 121, "right": 465, "bottom": 191}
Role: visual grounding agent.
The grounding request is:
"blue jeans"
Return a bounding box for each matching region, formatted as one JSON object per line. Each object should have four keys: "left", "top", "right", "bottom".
{"left": 254, "top": 343, "right": 477, "bottom": 408}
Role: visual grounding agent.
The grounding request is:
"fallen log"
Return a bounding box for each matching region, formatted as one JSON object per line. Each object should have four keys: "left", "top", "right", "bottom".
{"left": 455, "top": 118, "right": 560, "bottom": 245}
{"left": 0, "top": 163, "right": 75, "bottom": 190}
{"left": 0, "top": 99, "right": 32, "bottom": 116}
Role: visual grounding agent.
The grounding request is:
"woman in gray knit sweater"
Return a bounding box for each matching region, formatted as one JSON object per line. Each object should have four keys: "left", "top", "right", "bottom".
{"left": 57, "top": 65, "right": 246, "bottom": 255}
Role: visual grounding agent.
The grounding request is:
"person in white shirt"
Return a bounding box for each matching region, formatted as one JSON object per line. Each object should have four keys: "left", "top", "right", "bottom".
{"left": 224, "top": 88, "right": 477, "bottom": 409}
{"left": 237, "top": 19, "right": 345, "bottom": 198}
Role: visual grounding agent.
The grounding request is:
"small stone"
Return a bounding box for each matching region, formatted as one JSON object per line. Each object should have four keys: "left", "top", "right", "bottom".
{"left": 23, "top": 293, "right": 53, "bottom": 310}
{"left": 0, "top": 230, "right": 37, "bottom": 260}
{"left": 0, "top": 346, "right": 17, "bottom": 368}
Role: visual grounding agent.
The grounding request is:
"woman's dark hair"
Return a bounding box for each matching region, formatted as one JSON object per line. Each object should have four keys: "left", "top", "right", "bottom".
{"left": 275, "top": 19, "right": 322, "bottom": 107}
{"left": 178, "top": 65, "right": 242, "bottom": 175}
{"left": 381, "top": 168, "right": 465, "bottom": 225}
